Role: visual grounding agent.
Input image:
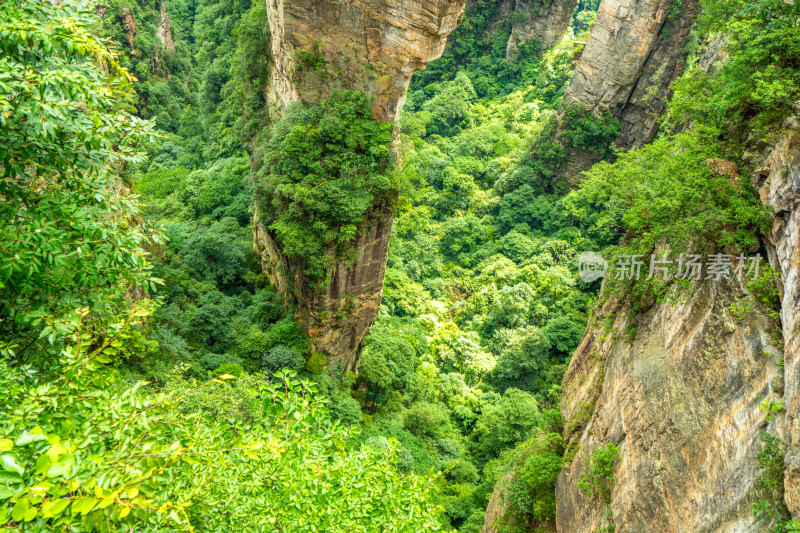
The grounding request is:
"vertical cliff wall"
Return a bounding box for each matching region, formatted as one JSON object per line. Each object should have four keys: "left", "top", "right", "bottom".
{"left": 556, "top": 0, "right": 699, "bottom": 181}
{"left": 750, "top": 119, "right": 800, "bottom": 518}
{"left": 265, "top": 0, "right": 467, "bottom": 122}
{"left": 555, "top": 114, "right": 800, "bottom": 532}
{"left": 556, "top": 281, "right": 784, "bottom": 532}
{"left": 253, "top": 0, "right": 466, "bottom": 370}
{"left": 506, "top": 0, "right": 579, "bottom": 60}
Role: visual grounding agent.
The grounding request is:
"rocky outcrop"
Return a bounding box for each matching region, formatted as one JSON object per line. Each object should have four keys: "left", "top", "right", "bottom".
{"left": 556, "top": 276, "right": 784, "bottom": 532}
{"left": 750, "top": 117, "right": 800, "bottom": 518}
{"left": 564, "top": 0, "right": 699, "bottom": 148}
{"left": 255, "top": 0, "right": 466, "bottom": 369}
{"left": 265, "top": 0, "right": 467, "bottom": 122}
{"left": 119, "top": 8, "right": 136, "bottom": 50}
{"left": 156, "top": 1, "right": 176, "bottom": 52}
{"left": 506, "top": 0, "right": 579, "bottom": 60}
{"left": 554, "top": 0, "right": 700, "bottom": 183}
{"left": 253, "top": 197, "right": 396, "bottom": 371}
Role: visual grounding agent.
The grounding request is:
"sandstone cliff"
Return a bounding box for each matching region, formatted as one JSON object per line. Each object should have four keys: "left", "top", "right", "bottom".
{"left": 556, "top": 280, "right": 784, "bottom": 532}
{"left": 254, "top": 0, "right": 466, "bottom": 369}
{"left": 506, "top": 0, "right": 579, "bottom": 61}
{"left": 749, "top": 118, "right": 800, "bottom": 518}
{"left": 553, "top": 116, "right": 800, "bottom": 532}
{"left": 556, "top": 0, "right": 700, "bottom": 181}
{"left": 265, "top": 0, "right": 467, "bottom": 122}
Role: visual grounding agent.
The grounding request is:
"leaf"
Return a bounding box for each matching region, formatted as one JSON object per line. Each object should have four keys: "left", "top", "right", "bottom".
{"left": 23, "top": 506, "right": 37, "bottom": 522}
{"left": 0, "top": 471, "right": 22, "bottom": 484}
{"left": 15, "top": 431, "right": 48, "bottom": 447}
{"left": 119, "top": 506, "right": 131, "bottom": 518}
{"left": 10, "top": 498, "right": 28, "bottom": 522}
{"left": 1, "top": 455, "right": 23, "bottom": 475}
{"left": 42, "top": 497, "right": 71, "bottom": 518}
{"left": 73, "top": 497, "right": 98, "bottom": 515}
{"left": 0, "top": 439, "right": 12, "bottom": 452}
{"left": 0, "top": 486, "right": 14, "bottom": 500}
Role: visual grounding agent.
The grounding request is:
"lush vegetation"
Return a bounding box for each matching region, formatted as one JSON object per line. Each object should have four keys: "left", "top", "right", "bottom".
{"left": 1, "top": 0, "right": 797, "bottom": 530}
{"left": 253, "top": 91, "right": 396, "bottom": 281}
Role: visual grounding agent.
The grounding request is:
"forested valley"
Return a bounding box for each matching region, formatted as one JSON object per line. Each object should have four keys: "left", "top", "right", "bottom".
{"left": 1, "top": 0, "right": 799, "bottom": 531}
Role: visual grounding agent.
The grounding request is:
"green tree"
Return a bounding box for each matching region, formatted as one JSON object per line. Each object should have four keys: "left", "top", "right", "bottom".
{"left": 0, "top": 0, "right": 158, "bottom": 336}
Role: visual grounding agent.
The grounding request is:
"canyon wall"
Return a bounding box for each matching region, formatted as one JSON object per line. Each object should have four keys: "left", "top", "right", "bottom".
{"left": 556, "top": 280, "right": 784, "bottom": 532}
{"left": 556, "top": 0, "right": 700, "bottom": 182}
{"left": 555, "top": 113, "right": 800, "bottom": 531}
{"left": 506, "top": 0, "right": 579, "bottom": 60}
{"left": 750, "top": 117, "right": 800, "bottom": 518}
{"left": 265, "top": 0, "right": 468, "bottom": 122}
{"left": 254, "top": 0, "right": 467, "bottom": 369}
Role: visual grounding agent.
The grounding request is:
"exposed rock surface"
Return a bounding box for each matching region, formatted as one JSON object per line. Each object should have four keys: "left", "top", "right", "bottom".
{"left": 564, "top": 0, "right": 699, "bottom": 148}
{"left": 751, "top": 120, "right": 800, "bottom": 517}
{"left": 119, "top": 8, "right": 136, "bottom": 50}
{"left": 156, "top": 1, "right": 176, "bottom": 52}
{"left": 265, "top": 0, "right": 467, "bottom": 122}
{"left": 253, "top": 197, "right": 395, "bottom": 371}
{"left": 254, "top": 0, "right": 466, "bottom": 369}
{"left": 506, "top": 0, "right": 578, "bottom": 60}
{"left": 555, "top": 0, "right": 700, "bottom": 183}
{"left": 556, "top": 277, "right": 784, "bottom": 532}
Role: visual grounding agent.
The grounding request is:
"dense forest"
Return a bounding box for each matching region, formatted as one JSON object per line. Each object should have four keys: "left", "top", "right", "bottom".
{"left": 1, "top": 0, "right": 799, "bottom": 531}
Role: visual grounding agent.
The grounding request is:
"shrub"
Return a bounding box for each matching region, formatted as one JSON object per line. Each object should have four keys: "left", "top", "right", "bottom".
{"left": 578, "top": 443, "right": 621, "bottom": 502}
{"left": 254, "top": 91, "right": 396, "bottom": 282}
{"left": 262, "top": 344, "right": 305, "bottom": 375}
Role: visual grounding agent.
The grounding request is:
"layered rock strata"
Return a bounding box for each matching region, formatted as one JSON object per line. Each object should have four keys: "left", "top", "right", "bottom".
{"left": 751, "top": 119, "right": 800, "bottom": 517}
{"left": 555, "top": 277, "right": 784, "bottom": 532}
{"left": 254, "top": 0, "right": 467, "bottom": 369}
{"left": 556, "top": 0, "right": 700, "bottom": 181}
{"left": 506, "top": 0, "right": 579, "bottom": 60}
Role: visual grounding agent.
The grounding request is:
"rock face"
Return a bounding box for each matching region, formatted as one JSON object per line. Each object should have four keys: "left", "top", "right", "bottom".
{"left": 555, "top": 0, "right": 700, "bottom": 182}
{"left": 564, "top": 0, "right": 699, "bottom": 148}
{"left": 255, "top": 0, "right": 466, "bottom": 369}
{"left": 751, "top": 120, "right": 800, "bottom": 517}
{"left": 254, "top": 197, "right": 396, "bottom": 371}
{"left": 119, "top": 8, "right": 136, "bottom": 50}
{"left": 265, "top": 0, "right": 467, "bottom": 122}
{"left": 156, "top": 1, "right": 176, "bottom": 52}
{"left": 506, "top": 0, "right": 579, "bottom": 60}
{"left": 556, "top": 277, "right": 785, "bottom": 533}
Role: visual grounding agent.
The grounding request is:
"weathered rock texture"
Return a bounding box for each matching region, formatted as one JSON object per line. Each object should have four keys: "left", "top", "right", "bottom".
{"left": 556, "top": 0, "right": 700, "bottom": 182}
{"left": 156, "top": 1, "right": 176, "bottom": 52}
{"left": 564, "top": 0, "right": 699, "bottom": 148}
{"left": 255, "top": 0, "right": 466, "bottom": 369}
{"left": 119, "top": 8, "right": 137, "bottom": 49}
{"left": 506, "top": 0, "right": 579, "bottom": 60}
{"left": 265, "top": 0, "right": 467, "bottom": 122}
{"left": 254, "top": 197, "right": 396, "bottom": 371}
{"left": 556, "top": 277, "right": 785, "bottom": 532}
{"left": 750, "top": 119, "right": 800, "bottom": 518}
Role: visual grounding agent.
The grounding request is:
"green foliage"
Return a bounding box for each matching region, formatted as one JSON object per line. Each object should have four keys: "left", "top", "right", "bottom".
{"left": 0, "top": 315, "right": 451, "bottom": 530}
{"left": 562, "top": 104, "right": 621, "bottom": 155}
{"left": 669, "top": 0, "right": 800, "bottom": 134}
{"left": 753, "top": 432, "right": 792, "bottom": 531}
{"left": 578, "top": 443, "right": 620, "bottom": 503}
{"left": 499, "top": 431, "right": 564, "bottom": 531}
{"left": 254, "top": 91, "right": 396, "bottom": 282}
{"left": 262, "top": 344, "right": 305, "bottom": 375}
{"left": 0, "top": 0, "right": 159, "bottom": 331}
{"left": 563, "top": 128, "right": 770, "bottom": 297}
{"left": 294, "top": 48, "right": 326, "bottom": 70}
